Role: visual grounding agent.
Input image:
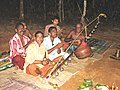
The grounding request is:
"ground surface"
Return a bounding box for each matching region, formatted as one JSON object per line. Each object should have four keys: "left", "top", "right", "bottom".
{"left": 0, "top": 21, "right": 120, "bottom": 90}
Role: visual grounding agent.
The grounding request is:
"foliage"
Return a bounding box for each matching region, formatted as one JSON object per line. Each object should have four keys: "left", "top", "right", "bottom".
{"left": 77, "top": 79, "right": 109, "bottom": 90}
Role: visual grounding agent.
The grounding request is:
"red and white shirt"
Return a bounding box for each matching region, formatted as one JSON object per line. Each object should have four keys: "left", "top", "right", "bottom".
{"left": 9, "top": 33, "right": 30, "bottom": 61}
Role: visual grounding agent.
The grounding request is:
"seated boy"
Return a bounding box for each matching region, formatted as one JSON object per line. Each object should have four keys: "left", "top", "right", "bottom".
{"left": 24, "top": 31, "right": 53, "bottom": 77}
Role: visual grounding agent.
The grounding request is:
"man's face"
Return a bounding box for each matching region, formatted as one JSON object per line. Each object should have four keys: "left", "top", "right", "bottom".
{"left": 16, "top": 25, "right": 24, "bottom": 36}
{"left": 52, "top": 19, "right": 59, "bottom": 25}
{"left": 35, "top": 33, "right": 44, "bottom": 45}
{"left": 76, "top": 24, "right": 82, "bottom": 33}
{"left": 50, "top": 28, "right": 57, "bottom": 38}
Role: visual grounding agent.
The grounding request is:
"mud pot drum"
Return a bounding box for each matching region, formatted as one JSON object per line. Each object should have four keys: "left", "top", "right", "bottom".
{"left": 74, "top": 45, "right": 92, "bottom": 59}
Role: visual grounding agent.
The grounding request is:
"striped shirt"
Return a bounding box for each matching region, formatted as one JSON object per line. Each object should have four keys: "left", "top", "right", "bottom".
{"left": 9, "top": 33, "right": 30, "bottom": 61}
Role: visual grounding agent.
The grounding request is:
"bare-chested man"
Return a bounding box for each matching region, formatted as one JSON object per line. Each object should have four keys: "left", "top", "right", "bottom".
{"left": 65, "top": 23, "right": 87, "bottom": 47}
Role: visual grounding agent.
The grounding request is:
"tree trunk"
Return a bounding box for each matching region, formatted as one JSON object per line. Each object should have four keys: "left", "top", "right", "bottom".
{"left": 81, "top": 0, "right": 87, "bottom": 27}
{"left": 19, "top": 0, "right": 24, "bottom": 20}
{"left": 59, "top": 0, "right": 62, "bottom": 22}
{"left": 62, "top": 0, "right": 64, "bottom": 21}
{"left": 81, "top": 0, "right": 87, "bottom": 37}
{"left": 43, "top": 0, "right": 46, "bottom": 20}
{"left": 83, "top": 0, "right": 86, "bottom": 17}
{"left": 55, "top": 0, "right": 57, "bottom": 14}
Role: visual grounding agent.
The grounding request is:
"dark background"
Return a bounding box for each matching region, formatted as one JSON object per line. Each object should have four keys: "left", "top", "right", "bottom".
{"left": 0, "top": 0, "right": 120, "bottom": 24}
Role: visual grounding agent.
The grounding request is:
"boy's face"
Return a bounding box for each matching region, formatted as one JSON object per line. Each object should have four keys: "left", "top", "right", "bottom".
{"left": 52, "top": 19, "right": 59, "bottom": 25}
{"left": 50, "top": 28, "right": 57, "bottom": 38}
{"left": 35, "top": 33, "right": 44, "bottom": 45}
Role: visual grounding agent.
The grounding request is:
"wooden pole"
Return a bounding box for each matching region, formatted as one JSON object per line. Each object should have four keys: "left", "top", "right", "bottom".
{"left": 19, "top": 0, "right": 24, "bottom": 20}
{"left": 43, "top": 0, "right": 46, "bottom": 20}
{"left": 81, "top": 0, "right": 87, "bottom": 26}
{"left": 81, "top": 0, "right": 87, "bottom": 37}
{"left": 59, "top": 0, "right": 62, "bottom": 22}
{"left": 62, "top": 0, "right": 64, "bottom": 21}
{"left": 83, "top": 0, "right": 86, "bottom": 17}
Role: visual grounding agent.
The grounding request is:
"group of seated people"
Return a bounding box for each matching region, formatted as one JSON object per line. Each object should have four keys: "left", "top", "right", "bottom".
{"left": 9, "top": 16, "right": 88, "bottom": 78}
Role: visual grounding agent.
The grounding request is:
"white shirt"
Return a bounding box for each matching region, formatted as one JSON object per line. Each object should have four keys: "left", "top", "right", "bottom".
{"left": 24, "top": 41, "right": 48, "bottom": 73}
{"left": 43, "top": 36, "right": 64, "bottom": 60}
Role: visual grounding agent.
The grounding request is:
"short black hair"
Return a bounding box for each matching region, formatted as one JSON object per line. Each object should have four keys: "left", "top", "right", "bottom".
{"left": 19, "top": 20, "right": 27, "bottom": 27}
{"left": 15, "top": 22, "right": 24, "bottom": 29}
{"left": 19, "top": 20, "right": 26, "bottom": 24}
{"left": 34, "top": 31, "right": 44, "bottom": 37}
{"left": 52, "top": 16, "right": 59, "bottom": 20}
{"left": 48, "top": 27, "right": 57, "bottom": 33}
{"left": 78, "top": 23, "right": 83, "bottom": 27}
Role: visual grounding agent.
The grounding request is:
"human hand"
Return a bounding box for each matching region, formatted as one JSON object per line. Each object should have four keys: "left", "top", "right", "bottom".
{"left": 42, "top": 59, "right": 49, "bottom": 65}
{"left": 58, "top": 29, "right": 63, "bottom": 35}
{"left": 57, "top": 48, "right": 61, "bottom": 54}
{"left": 75, "top": 40, "right": 81, "bottom": 46}
{"left": 31, "top": 36, "right": 35, "bottom": 41}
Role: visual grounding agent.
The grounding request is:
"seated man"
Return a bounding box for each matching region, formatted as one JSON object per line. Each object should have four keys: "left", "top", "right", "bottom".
{"left": 64, "top": 23, "right": 87, "bottom": 47}
{"left": 43, "top": 27, "right": 69, "bottom": 61}
{"left": 44, "top": 16, "right": 62, "bottom": 39}
{"left": 64, "top": 23, "right": 92, "bottom": 59}
{"left": 24, "top": 31, "right": 53, "bottom": 77}
{"left": 9, "top": 22, "right": 32, "bottom": 70}
{"left": 19, "top": 20, "right": 32, "bottom": 39}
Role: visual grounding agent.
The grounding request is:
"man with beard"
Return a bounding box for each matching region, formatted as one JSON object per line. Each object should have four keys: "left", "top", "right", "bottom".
{"left": 65, "top": 23, "right": 87, "bottom": 48}
{"left": 64, "top": 23, "right": 92, "bottom": 59}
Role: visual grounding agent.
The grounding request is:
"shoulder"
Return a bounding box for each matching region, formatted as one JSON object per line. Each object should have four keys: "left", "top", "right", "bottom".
{"left": 44, "top": 36, "right": 48, "bottom": 39}
{"left": 41, "top": 43, "right": 46, "bottom": 48}
{"left": 70, "top": 29, "right": 75, "bottom": 33}
{"left": 45, "top": 24, "right": 53, "bottom": 28}
{"left": 67, "top": 30, "right": 74, "bottom": 35}
{"left": 9, "top": 33, "right": 18, "bottom": 42}
{"left": 44, "top": 36, "right": 50, "bottom": 41}
{"left": 43, "top": 36, "right": 49, "bottom": 42}
{"left": 26, "top": 42, "right": 35, "bottom": 51}
{"left": 28, "top": 42, "right": 35, "bottom": 48}
{"left": 43, "top": 37, "right": 50, "bottom": 46}
{"left": 56, "top": 25, "right": 60, "bottom": 29}
{"left": 23, "top": 35, "right": 30, "bottom": 40}
{"left": 40, "top": 43, "right": 47, "bottom": 51}
{"left": 55, "top": 37, "right": 61, "bottom": 42}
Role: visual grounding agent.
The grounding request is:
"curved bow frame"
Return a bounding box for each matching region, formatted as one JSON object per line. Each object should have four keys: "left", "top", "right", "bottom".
{"left": 46, "top": 13, "right": 107, "bottom": 79}
{"left": 64, "top": 13, "right": 107, "bottom": 55}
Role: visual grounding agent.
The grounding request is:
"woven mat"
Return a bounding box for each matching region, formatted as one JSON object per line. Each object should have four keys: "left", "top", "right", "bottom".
{"left": 0, "top": 57, "right": 93, "bottom": 90}
{"left": 87, "top": 38, "right": 113, "bottom": 54}
{"left": 0, "top": 56, "right": 14, "bottom": 71}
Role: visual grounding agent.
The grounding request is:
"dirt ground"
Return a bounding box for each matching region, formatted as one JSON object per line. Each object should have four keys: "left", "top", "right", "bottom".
{"left": 0, "top": 21, "right": 120, "bottom": 90}
{"left": 60, "top": 25, "right": 120, "bottom": 90}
